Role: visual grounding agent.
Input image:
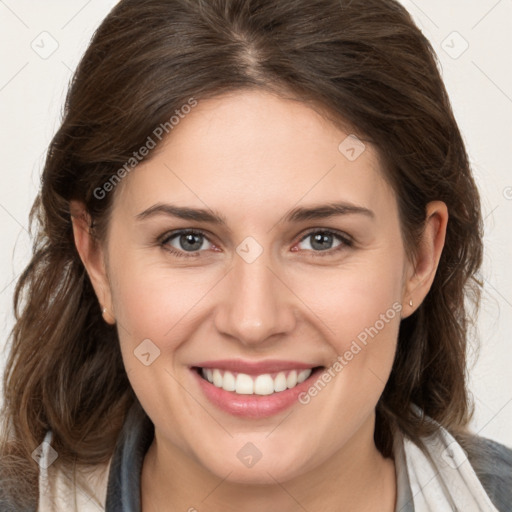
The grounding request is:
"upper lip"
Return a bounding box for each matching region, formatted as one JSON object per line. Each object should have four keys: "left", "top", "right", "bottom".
{"left": 192, "top": 359, "right": 321, "bottom": 375}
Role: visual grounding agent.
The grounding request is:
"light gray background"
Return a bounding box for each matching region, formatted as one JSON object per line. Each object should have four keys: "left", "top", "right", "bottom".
{"left": 1, "top": 1, "right": 511, "bottom": 447}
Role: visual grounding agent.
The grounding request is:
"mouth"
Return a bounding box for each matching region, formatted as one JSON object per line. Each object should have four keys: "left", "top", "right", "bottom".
{"left": 192, "top": 366, "right": 325, "bottom": 395}
{"left": 190, "top": 363, "right": 325, "bottom": 418}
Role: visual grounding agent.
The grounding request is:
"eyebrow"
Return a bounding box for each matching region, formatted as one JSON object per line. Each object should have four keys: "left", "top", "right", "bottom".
{"left": 135, "top": 201, "right": 375, "bottom": 225}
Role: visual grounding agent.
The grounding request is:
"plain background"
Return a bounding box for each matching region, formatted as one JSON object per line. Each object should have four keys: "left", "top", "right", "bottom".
{"left": 0, "top": 1, "right": 511, "bottom": 447}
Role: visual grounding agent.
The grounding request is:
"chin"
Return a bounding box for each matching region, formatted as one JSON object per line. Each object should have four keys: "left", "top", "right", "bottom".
{"left": 197, "top": 448, "right": 315, "bottom": 485}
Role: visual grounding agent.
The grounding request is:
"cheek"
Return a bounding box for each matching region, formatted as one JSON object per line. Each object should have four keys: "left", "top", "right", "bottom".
{"left": 110, "top": 261, "right": 214, "bottom": 359}
{"left": 290, "top": 253, "right": 404, "bottom": 402}
{"left": 290, "top": 252, "right": 404, "bottom": 342}
{"left": 290, "top": 265, "right": 403, "bottom": 451}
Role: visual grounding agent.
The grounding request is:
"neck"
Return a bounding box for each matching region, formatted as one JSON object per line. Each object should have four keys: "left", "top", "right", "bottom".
{"left": 141, "top": 414, "right": 396, "bottom": 512}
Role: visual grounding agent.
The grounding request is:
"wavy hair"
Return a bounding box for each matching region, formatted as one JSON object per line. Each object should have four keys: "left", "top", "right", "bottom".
{"left": 1, "top": 0, "right": 483, "bottom": 507}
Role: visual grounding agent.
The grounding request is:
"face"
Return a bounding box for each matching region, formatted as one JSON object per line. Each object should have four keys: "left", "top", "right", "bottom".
{"left": 84, "top": 89, "right": 418, "bottom": 483}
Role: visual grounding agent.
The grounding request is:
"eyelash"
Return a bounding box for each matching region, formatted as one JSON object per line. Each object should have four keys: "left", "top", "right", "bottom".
{"left": 159, "top": 228, "right": 353, "bottom": 258}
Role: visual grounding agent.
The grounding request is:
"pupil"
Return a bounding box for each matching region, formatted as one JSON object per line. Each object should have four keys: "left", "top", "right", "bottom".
{"left": 181, "top": 233, "right": 202, "bottom": 251}
{"left": 311, "top": 233, "right": 332, "bottom": 251}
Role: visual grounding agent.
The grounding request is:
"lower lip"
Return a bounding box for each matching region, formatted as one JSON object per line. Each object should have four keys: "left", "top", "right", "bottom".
{"left": 191, "top": 367, "right": 323, "bottom": 418}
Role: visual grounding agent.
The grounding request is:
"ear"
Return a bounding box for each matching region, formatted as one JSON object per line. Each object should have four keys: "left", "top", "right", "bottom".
{"left": 402, "top": 201, "right": 448, "bottom": 318}
{"left": 70, "top": 200, "right": 115, "bottom": 324}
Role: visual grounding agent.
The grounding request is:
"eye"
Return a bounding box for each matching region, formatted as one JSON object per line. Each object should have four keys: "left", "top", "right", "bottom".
{"left": 160, "top": 230, "right": 214, "bottom": 257}
{"left": 294, "top": 229, "right": 352, "bottom": 256}
{"left": 159, "top": 228, "right": 352, "bottom": 259}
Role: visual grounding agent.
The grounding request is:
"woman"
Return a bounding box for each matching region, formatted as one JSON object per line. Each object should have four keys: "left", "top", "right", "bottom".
{"left": 1, "top": 0, "right": 511, "bottom": 510}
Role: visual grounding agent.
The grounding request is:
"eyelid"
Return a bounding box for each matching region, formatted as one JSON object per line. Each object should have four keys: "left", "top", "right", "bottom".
{"left": 297, "top": 227, "right": 353, "bottom": 245}
{"left": 160, "top": 228, "right": 214, "bottom": 244}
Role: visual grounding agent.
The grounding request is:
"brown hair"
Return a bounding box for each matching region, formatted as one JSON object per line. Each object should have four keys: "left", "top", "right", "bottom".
{"left": 1, "top": 0, "right": 483, "bottom": 507}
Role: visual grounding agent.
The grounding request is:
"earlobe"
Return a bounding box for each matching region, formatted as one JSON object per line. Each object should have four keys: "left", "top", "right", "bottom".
{"left": 402, "top": 201, "right": 448, "bottom": 316}
{"left": 70, "top": 200, "right": 115, "bottom": 324}
{"left": 101, "top": 306, "right": 117, "bottom": 326}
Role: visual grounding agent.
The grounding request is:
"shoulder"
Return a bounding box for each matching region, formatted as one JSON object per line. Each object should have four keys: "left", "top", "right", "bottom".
{"left": 462, "top": 434, "right": 512, "bottom": 511}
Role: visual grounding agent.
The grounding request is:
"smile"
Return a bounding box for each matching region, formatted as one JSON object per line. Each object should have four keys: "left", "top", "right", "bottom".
{"left": 198, "top": 367, "right": 314, "bottom": 395}
{"left": 191, "top": 362, "right": 325, "bottom": 418}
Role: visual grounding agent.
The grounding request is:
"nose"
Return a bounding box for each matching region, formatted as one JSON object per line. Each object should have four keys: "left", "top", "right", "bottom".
{"left": 213, "top": 247, "right": 297, "bottom": 348}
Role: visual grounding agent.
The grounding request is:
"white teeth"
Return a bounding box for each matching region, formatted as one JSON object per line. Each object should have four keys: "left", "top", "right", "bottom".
{"left": 297, "top": 369, "right": 311, "bottom": 383}
{"left": 286, "top": 370, "right": 297, "bottom": 389}
{"left": 212, "top": 369, "right": 223, "bottom": 387}
{"left": 254, "top": 374, "right": 274, "bottom": 395}
{"left": 274, "top": 372, "right": 287, "bottom": 392}
{"left": 200, "top": 368, "right": 313, "bottom": 395}
{"left": 222, "top": 371, "right": 236, "bottom": 391}
{"left": 235, "top": 373, "right": 254, "bottom": 394}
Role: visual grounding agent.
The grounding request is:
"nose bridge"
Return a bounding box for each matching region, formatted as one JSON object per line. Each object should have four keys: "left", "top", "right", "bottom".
{"left": 214, "top": 243, "right": 296, "bottom": 346}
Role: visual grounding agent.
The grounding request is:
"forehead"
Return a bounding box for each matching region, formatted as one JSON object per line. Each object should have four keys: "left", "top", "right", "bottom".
{"left": 113, "top": 89, "right": 395, "bottom": 222}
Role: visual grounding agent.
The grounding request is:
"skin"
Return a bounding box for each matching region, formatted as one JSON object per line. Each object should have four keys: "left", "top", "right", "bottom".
{"left": 71, "top": 89, "right": 448, "bottom": 511}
